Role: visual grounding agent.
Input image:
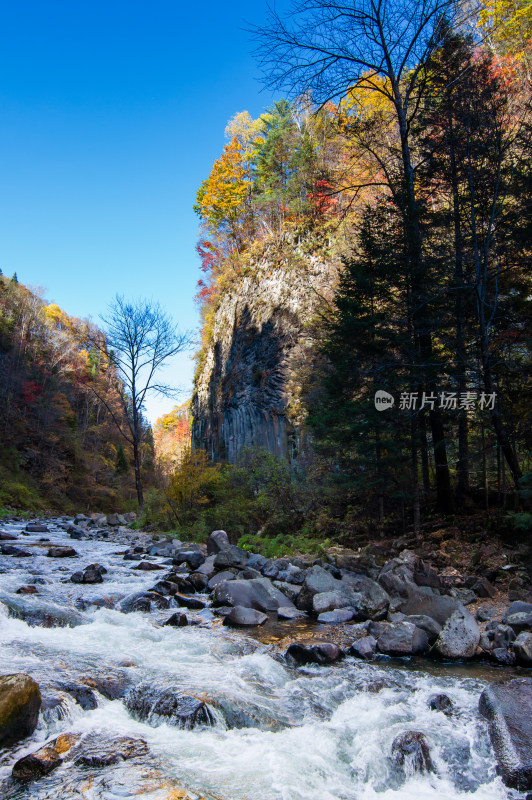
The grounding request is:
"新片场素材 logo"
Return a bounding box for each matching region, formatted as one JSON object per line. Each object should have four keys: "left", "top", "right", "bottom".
{"left": 374, "top": 390, "right": 395, "bottom": 411}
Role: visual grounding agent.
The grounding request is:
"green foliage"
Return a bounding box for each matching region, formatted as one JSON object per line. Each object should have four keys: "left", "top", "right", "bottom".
{"left": 239, "top": 532, "right": 329, "bottom": 558}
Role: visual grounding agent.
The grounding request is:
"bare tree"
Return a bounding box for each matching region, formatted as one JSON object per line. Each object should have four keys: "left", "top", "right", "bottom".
{"left": 96, "top": 296, "right": 191, "bottom": 512}
{"left": 251, "top": 0, "right": 457, "bottom": 515}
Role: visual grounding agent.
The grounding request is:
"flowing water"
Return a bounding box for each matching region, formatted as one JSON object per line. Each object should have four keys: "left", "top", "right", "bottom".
{"left": 0, "top": 518, "right": 527, "bottom": 800}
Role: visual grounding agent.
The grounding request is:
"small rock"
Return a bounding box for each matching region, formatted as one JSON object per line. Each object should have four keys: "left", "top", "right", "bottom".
{"left": 277, "top": 606, "right": 307, "bottom": 620}
{"left": 514, "top": 632, "right": 532, "bottom": 665}
{"left": 133, "top": 561, "right": 164, "bottom": 571}
{"left": 12, "top": 745, "right": 62, "bottom": 781}
{"left": 47, "top": 546, "right": 78, "bottom": 558}
{"left": 174, "top": 593, "right": 208, "bottom": 610}
{"left": 350, "top": 636, "right": 377, "bottom": 659}
{"left": 16, "top": 586, "right": 38, "bottom": 595}
{"left": 317, "top": 608, "right": 356, "bottom": 624}
{"left": 223, "top": 606, "right": 268, "bottom": 627}
{"left": 164, "top": 612, "right": 188, "bottom": 627}
{"left": 286, "top": 641, "right": 341, "bottom": 665}
{"left": 174, "top": 550, "right": 205, "bottom": 570}
{"left": 213, "top": 545, "right": 250, "bottom": 569}
{"left": 476, "top": 605, "right": 498, "bottom": 622}
{"left": 0, "top": 532, "right": 18, "bottom": 540}
{"left": 25, "top": 524, "right": 48, "bottom": 533}
{"left": 74, "top": 733, "right": 148, "bottom": 767}
{"left": 428, "top": 694, "right": 453, "bottom": 714}
{"left": 506, "top": 612, "right": 532, "bottom": 634}
{"left": 392, "top": 731, "right": 433, "bottom": 775}
{"left": 473, "top": 577, "right": 497, "bottom": 598}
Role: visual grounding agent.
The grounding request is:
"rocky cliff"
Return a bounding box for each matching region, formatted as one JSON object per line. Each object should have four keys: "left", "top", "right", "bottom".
{"left": 192, "top": 246, "right": 338, "bottom": 463}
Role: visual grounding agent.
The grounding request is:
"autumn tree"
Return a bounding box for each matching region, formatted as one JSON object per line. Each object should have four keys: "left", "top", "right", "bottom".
{"left": 98, "top": 296, "right": 190, "bottom": 511}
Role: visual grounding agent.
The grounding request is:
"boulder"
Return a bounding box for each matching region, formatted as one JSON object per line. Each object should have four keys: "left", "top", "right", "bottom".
{"left": 174, "top": 593, "right": 208, "bottom": 610}
{"left": 213, "top": 545, "right": 250, "bottom": 569}
{"left": 399, "top": 593, "right": 462, "bottom": 626}
{"left": 70, "top": 564, "right": 106, "bottom": 584}
{"left": 133, "top": 561, "right": 164, "bottom": 571}
{"left": 473, "top": 577, "right": 497, "bottom": 598}
{"left": 479, "top": 678, "right": 532, "bottom": 790}
{"left": 0, "top": 674, "right": 41, "bottom": 747}
{"left": 47, "top": 546, "right": 78, "bottom": 558}
{"left": 194, "top": 555, "right": 217, "bottom": 576}
{"left": 493, "top": 624, "right": 516, "bottom": 649}
{"left": 476, "top": 605, "right": 498, "bottom": 622}
{"left": 74, "top": 733, "right": 148, "bottom": 767}
{"left": 492, "top": 647, "right": 516, "bottom": 666}
{"left": 403, "top": 614, "right": 442, "bottom": 644}
{"left": 296, "top": 565, "right": 348, "bottom": 612}
{"left": 450, "top": 588, "right": 477, "bottom": 606}
{"left": 207, "top": 530, "right": 230, "bottom": 555}
{"left": 16, "top": 586, "right": 38, "bottom": 595}
{"left": 312, "top": 589, "right": 358, "bottom": 615}
{"left": 350, "top": 636, "right": 377, "bottom": 659}
{"left": 12, "top": 745, "right": 62, "bottom": 781}
{"left": 1, "top": 545, "right": 32, "bottom": 557}
{"left": 208, "top": 570, "right": 237, "bottom": 589}
{"left": 514, "top": 632, "right": 532, "bottom": 665}
{"left": 286, "top": 641, "right": 342, "bottom": 665}
{"left": 433, "top": 609, "right": 480, "bottom": 659}
{"left": 428, "top": 694, "right": 453, "bottom": 714}
{"left": 391, "top": 731, "right": 433, "bottom": 775}
{"left": 378, "top": 551, "right": 418, "bottom": 597}
{"left": 277, "top": 606, "right": 307, "bottom": 620}
{"left": 340, "top": 573, "right": 390, "bottom": 619}
{"left": 375, "top": 622, "right": 429, "bottom": 656}
{"left": 0, "top": 531, "right": 18, "bottom": 540}
{"left": 125, "top": 686, "right": 215, "bottom": 728}
{"left": 317, "top": 608, "right": 356, "bottom": 624}
{"left": 506, "top": 612, "right": 532, "bottom": 634}
{"left": 188, "top": 572, "right": 209, "bottom": 591}
{"left": 213, "top": 577, "right": 293, "bottom": 612}
{"left": 0, "top": 595, "right": 84, "bottom": 628}
{"left": 25, "top": 523, "right": 49, "bottom": 533}
{"left": 173, "top": 550, "right": 205, "bottom": 570}
{"left": 120, "top": 591, "right": 170, "bottom": 613}
{"left": 223, "top": 606, "right": 268, "bottom": 627}
{"left": 273, "top": 581, "right": 302, "bottom": 603}
{"left": 164, "top": 612, "right": 188, "bottom": 627}
{"left": 106, "top": 513, "right": 126, "bottom": 526}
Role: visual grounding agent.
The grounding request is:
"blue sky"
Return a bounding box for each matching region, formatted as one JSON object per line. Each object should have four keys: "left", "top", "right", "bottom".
{"left": 0, "top": 0, "right": 281, "bottom": 422}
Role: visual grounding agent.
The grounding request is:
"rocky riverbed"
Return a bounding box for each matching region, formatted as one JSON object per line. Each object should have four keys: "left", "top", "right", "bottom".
{"left": 0, "top": 514, "right": 531, "bottom": 799}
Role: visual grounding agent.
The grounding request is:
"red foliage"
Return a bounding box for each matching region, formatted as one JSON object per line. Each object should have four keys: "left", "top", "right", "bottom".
{"left": 21, "top": 380, "right": 42, "bottom": 404}
{"left": 309, "top": 180, "right": 338, "bottom": 216}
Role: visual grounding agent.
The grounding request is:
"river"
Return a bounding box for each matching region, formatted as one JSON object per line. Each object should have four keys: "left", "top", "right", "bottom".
{"left": 0, "top": 517, "right": 527, "bottom": 800}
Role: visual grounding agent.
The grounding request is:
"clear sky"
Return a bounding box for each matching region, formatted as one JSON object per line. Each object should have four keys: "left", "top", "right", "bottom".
{"left": 0, "top": 0, "right": 282, "bottom": 422}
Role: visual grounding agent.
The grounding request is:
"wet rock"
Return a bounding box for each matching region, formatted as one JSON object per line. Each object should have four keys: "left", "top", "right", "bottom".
{"left": 164, "top": 612, "right": 188, "bottom": 627}
{"left": 223, "top": 606, "right": 268, "bottom": 627}
{"left": 56, "top": 682, "right": 98, "bottom": 710}
{"left": 399, "top": 593, "right": 461, "bottom": 626}
{"left": 16, "top": 586, "right": 38, "bottom": 595}
{"left": 433, "top": 609, "right": 480, "bottom": 659}
{"left": 0, "top": 532, "right": 18, "bottom": 540}
{"left": 161, "top": 575, "right": 195, "bottom": 594}
{"left": 0, "top": 674, "right": 41, "bottom": 747}
{"left": 375, "top": 621, "right": 429, "bottom": 656}
{"left": 317, "top": 608, "right": 356, "bottom": 624}
{"left": 74, "top": 732, "right": 148, "bottom": 767}
{"left": 286, "top": 641, "right": 342, "bottom": 665}
{"left": 133, "top": 561, "right": 164, "bottom": 571}
{"left": 392, "top": 731, "right": 433, "bottom": 775}
{"left": 213, "top": 577, "right": 293, "bottom": 612}
{"left": 26, "top": 523, "right": 49, "bottom": 533}
{"left": 514, "top": 632, "right": 532, "bottom": 665}
{"left": 428, "top": 694, "right": 453, "bottom": 714}
{"left": 47, "top": 546, "right": 78, "bottom": 558}
{"left": 0, "top": 595, "right": 84, "bottom": 627}
{"left": 12, "top": 745, "right": 62, "bottom": 781}
{"left": 350, "top": 636, "right": 377, "bottom": 659}
{"left": 80, "top": 672, "right": 131, "bottom": 701}
{"left": 213, "top": 545, "right": 250, "bottom": 569}
{"left": 120, "top": 591, "right": 170, "bottom": 612}
{"left": 173, "top": 550, "right": 205, "bottom": 570}
{"left": 403, "top": 614, "right": 442, "bottom": 644}
{"left": 174, "top": 593, "right": 208, "bottom": 610}
{"left": 479, "top": 678, "right": 532, "bottom": 790}
{"left": 70, "top": 563, "right": 106, "bottom": 584}
{"left": 188, "top": 572, "right": 209, "bottom": 591}
{"left": 207, "top": 529, "right": 230, "bottom": 555}
{"left": 74, "top": 514, "right": 88, "bottom": 524}
{"left": 277, "top": 606, "right": 307, "bottom": 620}
{"left": 125, "top": 686, "right": 215, "bottom": 728}
{"left": 1, "top": 545, "right": 31, "bottom": 557}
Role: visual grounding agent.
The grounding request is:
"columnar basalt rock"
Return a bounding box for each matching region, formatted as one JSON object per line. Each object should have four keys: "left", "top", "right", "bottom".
{"left": 192, "top": 248, "right": 338, "bottom": 462}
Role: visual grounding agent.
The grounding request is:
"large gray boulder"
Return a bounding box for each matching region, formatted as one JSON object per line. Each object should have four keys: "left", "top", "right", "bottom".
{"left": 297, "top": 565, "right": 355, "bottom": 612}
{"left": 399, "top": 593, "right": 462, "bottom": 626}
{"left": 286, "top": 641, "right": 341, "bottom": 665}
{"left": 503, "top": 601, "right": 532, "bottom": 623}
{"left": 433, "top": 609, "right": 480, "bottom": 659}
{"left": 212, "top": 577, "right": 293, "bottom": 612}
{"left": 125, "top": 686, "right": 215, "bottom": 728}
{"left": 514, "top": 632, "right": 532, "bottom": 665}
{"left": 479, "top": 678, "right": 532, "bottom": 790}
{"left": 341, "top": 573, "right": 390, "bottom": 619}
{"left": 213, "top": 545, "right": 249, "bottom": 569}
{"left": 312, "top": 589, "right": 359, "bottom": 614}
{"left": 207, "top": 530, "right": 230, "bottom": 555}
{"left": 374, "top": 622, "right": 429, "bottom": 656}
{"left": 0, "top": 674, "right": 41, "bottom": 747}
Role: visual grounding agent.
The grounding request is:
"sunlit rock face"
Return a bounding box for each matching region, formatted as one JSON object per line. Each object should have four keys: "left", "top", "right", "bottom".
{"left": 192, "top": 244, "right": 338, "bottom": 463}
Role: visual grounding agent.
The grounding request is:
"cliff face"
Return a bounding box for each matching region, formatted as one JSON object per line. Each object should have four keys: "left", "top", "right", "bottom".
{"left": 192, "top": 248, "right": 338, "bottom": 463}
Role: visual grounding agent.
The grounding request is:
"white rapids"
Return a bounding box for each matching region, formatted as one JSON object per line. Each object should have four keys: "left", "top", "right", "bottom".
{"left": 0, "top": 517, "right": 526, "bottom": 800}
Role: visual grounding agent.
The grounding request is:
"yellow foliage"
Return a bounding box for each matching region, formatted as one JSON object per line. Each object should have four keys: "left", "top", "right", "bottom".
{"left": 194, "top": 137, "right": 250, "bottom": 229}
{"left": 479, "top": 0, "right": 532, "bottom": 57}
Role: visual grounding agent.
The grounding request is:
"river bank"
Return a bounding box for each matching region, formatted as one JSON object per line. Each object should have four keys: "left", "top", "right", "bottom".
{"left": 0, "top": 515, "right": 531, "bottom": 799}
